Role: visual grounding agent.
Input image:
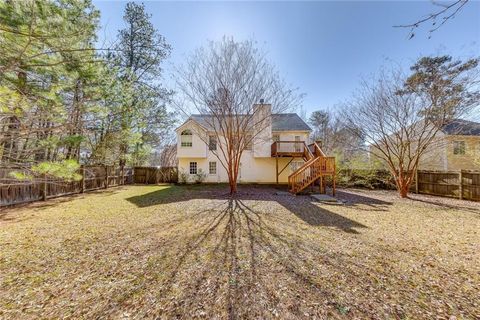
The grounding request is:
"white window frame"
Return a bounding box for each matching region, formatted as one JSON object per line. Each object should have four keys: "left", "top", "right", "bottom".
{"left": 209, "top": 161, "right": 217, "bottom": 175}
{"left": 453, "top": 141, "right": 466, "bottom": 155}
{"left": 181, "top": 130, "right": 193, "bottom": 147}
{"left": 245, "top": 134, "right": 253, "bottom": 150}
{"left": 189, "top": 162, "right": 197, "bottom": 175}
{"left": 209, "top": 135, "right": 217, "bottom": 151}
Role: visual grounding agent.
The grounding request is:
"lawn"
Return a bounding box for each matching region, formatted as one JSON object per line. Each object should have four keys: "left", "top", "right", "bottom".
{"left": 0, "top": 185, "right": 479, "bottom": 319}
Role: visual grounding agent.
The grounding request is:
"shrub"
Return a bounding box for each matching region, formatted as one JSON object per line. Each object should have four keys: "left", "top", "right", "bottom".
{"left": 194, "top": 169, "right": 207, "bottom": 184}
{"left": 178, "top": 169, "right": 189, "bottom": 184}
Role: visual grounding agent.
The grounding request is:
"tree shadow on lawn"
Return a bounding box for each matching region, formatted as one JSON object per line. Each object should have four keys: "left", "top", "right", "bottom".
{"left": 124, "top": 197, "right": 388, "bottom": 318}
{"left": 125, "top": 184, "right": 377, "bottom": 234}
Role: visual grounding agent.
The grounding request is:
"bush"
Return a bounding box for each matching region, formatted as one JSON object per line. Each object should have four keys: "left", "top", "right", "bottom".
{"left": 194, "top": 169, "right": 207, "bottom": 184}
{"left": 178, "top": 169, "right": 188, "bottom": 184}
{"left": 335, "top": 152, "right": 395, "bottom": 189}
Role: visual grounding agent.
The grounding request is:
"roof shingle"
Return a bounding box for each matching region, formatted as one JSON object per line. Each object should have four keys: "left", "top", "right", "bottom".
{"left": 441, "top": 119, "right": 480, "bottom": 136}
{"left": 187, "top": 113, "right": 311, "bottom": 132}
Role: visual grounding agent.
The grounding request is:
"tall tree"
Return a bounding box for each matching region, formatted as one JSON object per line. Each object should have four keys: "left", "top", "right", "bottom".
{"left": 342, "top": 56, "right": 479, "bottom": 198}
{"left": 113, "top": 2, "right": 173, "bottom": 168}
{"left": 0, "top": 0, "right": 99, "bottom": 167}
{"left": 175, "top": 37, "right": 302, "bottom": 194}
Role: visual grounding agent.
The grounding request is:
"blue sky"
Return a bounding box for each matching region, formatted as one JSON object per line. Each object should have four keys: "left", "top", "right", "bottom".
{"left": 93, "top": 0, "right": 480, "bottom": 117}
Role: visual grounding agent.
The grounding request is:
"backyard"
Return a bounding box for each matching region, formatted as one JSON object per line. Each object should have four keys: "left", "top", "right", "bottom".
{"left": 1, "top": 184, "right": 478, "bottom": 319}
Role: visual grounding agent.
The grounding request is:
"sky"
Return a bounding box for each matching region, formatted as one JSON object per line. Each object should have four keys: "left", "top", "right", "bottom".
{"left": 93, "top": 0, "right": 480, "bottom": 118}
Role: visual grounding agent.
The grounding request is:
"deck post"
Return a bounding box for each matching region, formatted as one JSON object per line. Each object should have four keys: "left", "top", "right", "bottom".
{"left": 275, "top": 155, "right": 279, "bottom": 184}
{"left": 319, "top": 175, "right": 324, "bottom": 194}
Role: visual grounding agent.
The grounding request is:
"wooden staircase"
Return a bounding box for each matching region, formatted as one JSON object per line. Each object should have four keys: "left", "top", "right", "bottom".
{"left": 288, "top": 142, "right": 336, "bottom": 194}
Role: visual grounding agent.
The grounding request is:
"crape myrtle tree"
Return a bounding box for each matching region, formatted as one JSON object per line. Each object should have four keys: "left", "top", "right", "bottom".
{"left": 342, "top": 56, "right": 479, "bottom": 198}
{"left": 175, "top": 37, "right": 302, "bottom": 194}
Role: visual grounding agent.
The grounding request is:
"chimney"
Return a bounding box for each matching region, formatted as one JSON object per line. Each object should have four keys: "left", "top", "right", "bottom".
{"left": 253, "top": 101, "right": 271, "bottom": 119}
{"left": 253, "top": 101, "right": 272, "bottom": 158}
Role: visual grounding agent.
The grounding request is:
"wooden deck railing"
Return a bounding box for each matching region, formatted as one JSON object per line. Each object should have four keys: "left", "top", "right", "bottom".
{"left": 271, "top": 141, "right": 313, "bottom": 160}
{"left": 288, "top": 156, "right": 335, "bottom": 194}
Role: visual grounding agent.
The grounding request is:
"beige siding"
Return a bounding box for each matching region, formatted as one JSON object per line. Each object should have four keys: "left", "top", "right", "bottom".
{"left": 179, "top": 156, "right": 303, "bottom": 184}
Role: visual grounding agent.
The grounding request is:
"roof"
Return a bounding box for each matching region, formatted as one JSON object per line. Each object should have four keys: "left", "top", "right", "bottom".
{"left": 441, "top": 119, "right": 480, "bottom": 136}
{"left": 272, "top": 113, "right": 311, "bottom": 131}
{"left": 180, "top": 113, "right": 311, "bottom": 132}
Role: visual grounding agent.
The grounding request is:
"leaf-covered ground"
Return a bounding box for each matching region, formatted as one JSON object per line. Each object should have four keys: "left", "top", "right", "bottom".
{"left": 0, "top": 185, "right": 478, "bottom": 319}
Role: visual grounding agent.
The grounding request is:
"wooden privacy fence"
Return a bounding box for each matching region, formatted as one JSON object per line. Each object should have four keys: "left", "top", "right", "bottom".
{"left": 133, "top": 166, "right": 178, "bottom": 184}
{"left": 0, "top": 165, "right": 134, "bottom": 207}
{"left": 414, "top": 170, "right": 480, "bottom": 201}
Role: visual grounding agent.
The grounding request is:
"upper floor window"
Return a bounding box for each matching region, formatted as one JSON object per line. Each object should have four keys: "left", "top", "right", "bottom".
{"left": 453, "top": 141, "right": 465, "bottom": 155}
{"left": 272, "top": 134, "right": 280, "bottom": 142}
{"left": 181, "top": 130, "right": 192, "bottom": 147}
{"left": 245, "top": 134, "right": 253, "bottom": 150}
{"left": 209, "top": 135, "right": 217, "bottom": 151}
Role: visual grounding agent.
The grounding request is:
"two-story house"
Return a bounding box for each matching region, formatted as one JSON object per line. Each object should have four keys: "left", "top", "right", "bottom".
{"left": 176, "top": 103, "right": 335, "bottom": 193}
{"left": 419, "top": 119, "right": 480, "bottom": 170}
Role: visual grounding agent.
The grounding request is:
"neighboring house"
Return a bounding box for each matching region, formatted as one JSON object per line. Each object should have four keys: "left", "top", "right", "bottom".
{"left": 420, "top": 119, "right": 480, "bottom": 171}
{"left": 176, "top": 103, "right": 328, "bottom": 185}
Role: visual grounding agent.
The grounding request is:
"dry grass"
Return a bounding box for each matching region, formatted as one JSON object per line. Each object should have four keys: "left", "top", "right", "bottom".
{"left": 0, "top": 184, "right": 479, "bottom": 319}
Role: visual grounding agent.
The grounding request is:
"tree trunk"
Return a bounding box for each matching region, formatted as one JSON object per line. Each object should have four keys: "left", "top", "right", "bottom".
{"left": 399, "top": 185, "right": 409, "bottom": 198}
{"left": 229, "top": 179, "right": 237, "bottom": 194}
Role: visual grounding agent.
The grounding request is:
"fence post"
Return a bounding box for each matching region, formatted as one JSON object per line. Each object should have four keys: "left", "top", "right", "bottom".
{"left": 145, "top": 168, "right": 149, "bottom": 184}
{"left": 459, "top": 170, "right": 463, "bottom": 200}
{"left": 105, "top": 165, "right": 109, "bottom": 189}
{"left": 81, "top": 166, "right": 85, "bottom": 193}
{"left": 42, "top": 173, "right": 47, "bottom": 201}
{"left": 415, "top": 170, "right": 419, "bottom": 194}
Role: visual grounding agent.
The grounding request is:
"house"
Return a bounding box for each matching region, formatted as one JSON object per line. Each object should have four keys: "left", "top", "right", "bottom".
{"left": 175, "top": 103, "right": 335, "bottom": 193}
{"left": 419, "top": 119, "right": 480, "bottom": 171}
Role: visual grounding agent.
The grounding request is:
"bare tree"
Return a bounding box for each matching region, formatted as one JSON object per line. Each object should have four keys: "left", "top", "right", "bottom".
{"left": 341, "top": 56, "right": 479, "bottom": 198}
{"left": 395, "top": 0, "right": 470, "bottom": 39}
{"left": 175, "top": 37, "right": 302, "bottom": 194}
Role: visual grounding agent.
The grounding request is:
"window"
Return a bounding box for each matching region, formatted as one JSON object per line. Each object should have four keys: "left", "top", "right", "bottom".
{"left": 272, "top": 134, "right": 280, "bottom": 142}
{"left": 189, "top": 162, "right": 197, "bottom": 174}
{"left": 209, "top": 135, "right": 217, "bottom": 150}
{"left": 181, "top": 130, "right": 192, "bottom": 147}
{"left": 209, "top": 161, "right": 217, "bottom": 175}
{"left": 453, "top": 141, "right": 465, "bottom": 155}
{"left": 245, "top": 134, "right": 253, "bottom": 150}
